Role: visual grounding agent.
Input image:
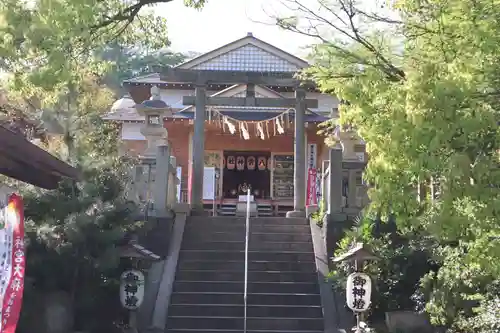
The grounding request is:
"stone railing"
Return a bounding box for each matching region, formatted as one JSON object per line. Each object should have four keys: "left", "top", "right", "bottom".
{"left": 126, "top": 152, "right": 180, "bottom": 213}
{"left": 321, "top": 149, "right": 369, "bottom": 216}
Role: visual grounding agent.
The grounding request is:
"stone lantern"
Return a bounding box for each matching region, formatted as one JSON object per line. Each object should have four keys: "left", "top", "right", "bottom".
{"left": 135, "top": 85, "right": 173, "bottom": 160}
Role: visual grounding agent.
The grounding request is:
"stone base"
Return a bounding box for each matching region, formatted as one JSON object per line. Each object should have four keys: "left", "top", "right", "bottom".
{"left": 235, "top": 202, "right": 257, "bottom": 217}
{"left": 286, "top": 210, "right": 306, "bottom": 218}
{"left": 190, "top": 206, "right": 208, "bottom": 216}
{"left": 174, "top": 203, "right": 190, "bottom": 214}
{"left": 306, "top": 205, "right": 319, "bottom": 217}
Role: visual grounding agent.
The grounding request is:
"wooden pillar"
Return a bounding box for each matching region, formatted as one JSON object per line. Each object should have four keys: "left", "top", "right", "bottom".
{"left": 287, "top": 88, "right": 307, "bottom": 218}
{"left": 190, "top": 85, "right": 206, "bottom": 213}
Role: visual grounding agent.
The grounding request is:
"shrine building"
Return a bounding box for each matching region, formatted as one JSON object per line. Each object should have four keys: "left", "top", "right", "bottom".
{"left": 106, "top": 33, "right": 366, "bottom": 216}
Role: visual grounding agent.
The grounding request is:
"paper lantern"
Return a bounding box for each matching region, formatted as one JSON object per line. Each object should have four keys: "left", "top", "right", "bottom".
{"left": 267, "top": 157, "right": 273, "bottom": 170}
{"left": 120, "top": 270, "right": 145, "bottom": 310}
{"left": 236, "top": 156, "right": 245, "bottom": 171}
{"left": 247, "top": 156, "right": 256, "bottom": 170}
{"left": 257, "top": 157, "right": 266, "bottom": 171}
{"left": 222, "top": 157, "right": 226, "bottom": 168}
{"left": 346, "top": 272, "right": 372, "bottom": 312}
{"left": 227, "top": 156, "right": 235, "bottom": 170}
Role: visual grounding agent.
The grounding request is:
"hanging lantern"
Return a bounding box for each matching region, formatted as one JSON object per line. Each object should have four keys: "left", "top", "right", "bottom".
{"left": 223, "top": 157, "right": 226, "bottom": 169}
{"left": 247, "top": 156, "right": 256, "bottom": 170}
{"left": 267, "top": 157, "right": 273, "bottom": 171}
{"left": 236, "top": 156, "right": 245, "bottom": 171}
{"left": 227, "top": 156, "right": 236, "bottom": 170}
{"left": 346, "top": 272, "right": 372, "bottom": 312}
{"left": 120, "top": 270, "right": 145, "bottom": 310}
{"left": 257, "top": 157, "right": 267, "bottom": 171}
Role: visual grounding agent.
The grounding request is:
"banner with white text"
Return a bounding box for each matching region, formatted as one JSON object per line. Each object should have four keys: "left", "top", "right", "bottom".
{"left": 307, "top": 168, "right": 318, "bottom": 206}
{"left": 0, "top": 193, "right": 25, "bottom": 333}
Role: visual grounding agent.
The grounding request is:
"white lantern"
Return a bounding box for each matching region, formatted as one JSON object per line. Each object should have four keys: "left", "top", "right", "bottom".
{"left": 120, "top": 270, "right": 145, "bottom": 310}
{"left": 346, "top": 272, "right": 372, "bottom": 312}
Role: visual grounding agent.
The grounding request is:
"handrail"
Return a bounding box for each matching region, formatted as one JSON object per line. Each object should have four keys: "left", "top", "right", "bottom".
{"left": 244, "top": 188, "right": 250, "bottom": 333}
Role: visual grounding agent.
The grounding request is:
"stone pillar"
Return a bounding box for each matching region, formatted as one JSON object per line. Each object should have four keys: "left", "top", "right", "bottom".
{"left": 347, "top": 169, "right": 357, "bottom": 208}
{"left": 190, "top": 85, "right": 206, "bottom": 213}
{"left": 152, "top": 143, "right": 170, "bottom": 216}
{"left": 329, "top": 148, "right": 343, "bottom": 214}
{"left": 286, "top": 88, "right": 306, "bottom": 218}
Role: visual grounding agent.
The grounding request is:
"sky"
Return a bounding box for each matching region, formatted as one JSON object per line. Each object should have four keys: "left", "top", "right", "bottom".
{"left": 156, "top": 0, "right": 319, "bottom": 58}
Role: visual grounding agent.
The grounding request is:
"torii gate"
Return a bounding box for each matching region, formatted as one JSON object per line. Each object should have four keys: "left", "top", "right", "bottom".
{"left": 159, "top": 68, "right": 318, "bottom": 217}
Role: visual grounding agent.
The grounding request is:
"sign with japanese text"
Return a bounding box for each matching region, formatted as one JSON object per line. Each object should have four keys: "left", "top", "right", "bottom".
{"left": 120, "top": 270, "right": 145, "bottom": 310}
{"left": 307, "top": 168, "right": 318, "bottom": 206}
{"left": 307, "top": 143, "right": 317, "bottom": 169}
{"left": 0, "top": 192, "right": 25, "bottom": 333}
{"left": 346, "top": 272, "right": 372, "bottom": 312}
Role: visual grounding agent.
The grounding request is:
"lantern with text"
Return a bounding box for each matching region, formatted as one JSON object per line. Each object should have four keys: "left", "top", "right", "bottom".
{"left": 227, "top": 156, "right": 235, "bottom": 170}
{"left": 333, "top": 243, "right": 379, "bottom": 333}
{"left": 346, "top": 272, "right": 371, "bottom": 312}
{"left": 120, "top": 270, "right": 145, "bottom": 310}
{"left": 247, "top": 156, "right": 256, "bottom": 170}
{"left": 236, "top": 156, "right": 245, "bottom": 171}
{"left": 257, "top": 157, "right": 266, "bottom": 171}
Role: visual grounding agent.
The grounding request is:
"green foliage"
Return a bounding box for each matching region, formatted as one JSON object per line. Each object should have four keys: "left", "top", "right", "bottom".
{"left": 331, "top": 216, "right": 436, "bottom": 321}
{"left": 293, "top": 0, "right": 500, "bottom": 329}
{"left": 98, "top": 46, "right": 187, "bottom": 94}
{"left": 13, "top": 70, "right": 142, "bottom": 332}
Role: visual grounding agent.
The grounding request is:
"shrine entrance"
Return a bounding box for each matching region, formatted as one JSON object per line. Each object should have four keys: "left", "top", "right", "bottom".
{"left": 223, "top": 151, "right": 271, "bottom": 199}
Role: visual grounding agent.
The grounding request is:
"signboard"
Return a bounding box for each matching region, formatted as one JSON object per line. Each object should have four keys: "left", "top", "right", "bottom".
{"left": 307, "top": 168, "right": 318, "bottom": 206}
{"left": 346, "top": 272, "right": 372, "bottom": 312}
{"left": 0, "top": 191, "right": 25, "bottom": 333}
{"left": 203, "top": 167, "right": 216, "bottom": 200}
{"left": 176, "top": 167, "right": 182, "bottom": 202}
{"left": 307, "top": 143, "right": 317, "bottom": 169}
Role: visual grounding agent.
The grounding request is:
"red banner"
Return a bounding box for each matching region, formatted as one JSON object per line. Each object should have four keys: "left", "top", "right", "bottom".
{"left": 0, "top": 194, "right": 25, "bottom": 333}
{"left": 307, "top": 168, "right": 318, "bottom": 206}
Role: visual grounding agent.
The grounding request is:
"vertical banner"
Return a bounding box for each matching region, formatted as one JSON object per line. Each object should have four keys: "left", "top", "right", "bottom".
{"left": 202, "top": 167, "right": 216, "bottom": 200}
{"left": 0, "top": 193, "right": 25, "bottom": 333}
{"left": 307, "top": 168, "right": 318, "bottom": 206}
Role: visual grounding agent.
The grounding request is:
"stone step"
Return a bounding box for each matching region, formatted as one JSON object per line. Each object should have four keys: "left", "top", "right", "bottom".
{"left": 166, "top": 316, "right": 323, "bottom": 331}
{"left": 184, "top": 224, "right": 310, "bottom": 234}
{"left": 170, "top": 292, "right": 321, "bottom": 306}
{"left": 175, "top": 270, "right": 318, "bottom": 283}
{"left": 178, "top": 250, "right": 315, "bottom": 262}
{"left": 184, "top": 231, "right": 312, "bottom": 243}
{"left": 181, "top": 240, "right": 314, "bottom": 252}
{"left": 168, "top": 304, "right": 323, "bottom": 318}
{"left": 177, "top": 260, "right": 317, "bottom": 272}
{"left": 173, "top": 281, "right": 320, "bottom": 294}
{"left": 187, "top": 217, "right": 307, "bottom": 226}
{"left": 165, "top": 328, "right": 324, "bottom": 333}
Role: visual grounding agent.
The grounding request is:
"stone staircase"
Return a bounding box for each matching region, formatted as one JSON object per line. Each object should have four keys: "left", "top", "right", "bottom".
{"left": 166, "top": 216, "right": 324, "bottom": 333}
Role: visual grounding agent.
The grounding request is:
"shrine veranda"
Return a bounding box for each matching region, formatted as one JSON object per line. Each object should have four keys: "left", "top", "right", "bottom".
{"left": 106, "top": 33, "right": 366, "bottom": 215}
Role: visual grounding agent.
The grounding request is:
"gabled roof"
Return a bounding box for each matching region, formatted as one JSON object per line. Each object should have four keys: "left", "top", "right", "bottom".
{"left": 176, "top": 32, "right": 308, "bottom": 72}
{"left": 178, "top": 84, "right": 288, "bottom": 113}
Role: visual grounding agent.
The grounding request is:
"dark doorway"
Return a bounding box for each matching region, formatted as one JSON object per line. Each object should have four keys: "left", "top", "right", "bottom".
{"left": 223, "top": 151, "right": 271, "bottom": 199}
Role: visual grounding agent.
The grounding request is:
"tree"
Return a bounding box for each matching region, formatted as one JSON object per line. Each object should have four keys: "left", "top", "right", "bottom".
{"left": 0, "top": 0, "right": 205, "bottom": 97}
{"left": 12, "top": 69, "right": 142, "bottom": 333}
{"left": 274, "top": 0, "right": 500, "bottom": 331}
{"left": 98, "top": 45, "right": 187, "bottom": 95}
